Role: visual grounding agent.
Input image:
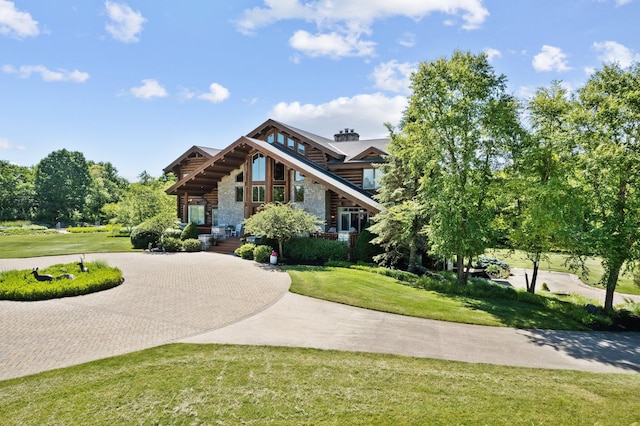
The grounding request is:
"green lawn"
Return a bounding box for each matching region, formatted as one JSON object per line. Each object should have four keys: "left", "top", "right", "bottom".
{"left": 0, "top": 233, "right": 137, "bottom": 258}
{"left": 1, "top": 344, "right": 638, "bottom": 425}
{"left": 285, "top": 266, "right": 589, "bottom": 330}
{"left": 487, "top": 248, "right": 640, "bottom": 296}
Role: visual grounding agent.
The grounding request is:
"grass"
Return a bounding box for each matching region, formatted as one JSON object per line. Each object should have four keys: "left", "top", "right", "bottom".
{"left": 1, "top": 344, "right": 638, "bottom": 425}
{"left": 0, "top": 232, "right": 138, "bottom": 258}
{"left": 0, "top": 261, "right": 123, "bottom": 301}
{"left": 487, "top": 248, "right": 640, "bottom": 296}
{"left": 285, "top": 266, "right": 589, "bottom": 330}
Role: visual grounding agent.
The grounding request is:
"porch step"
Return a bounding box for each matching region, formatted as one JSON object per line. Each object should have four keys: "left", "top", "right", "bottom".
{"left": 208, "top": 236, "right": 242, "bottom": 254}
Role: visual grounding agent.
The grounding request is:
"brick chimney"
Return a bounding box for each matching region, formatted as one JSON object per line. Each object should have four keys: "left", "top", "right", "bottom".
{"left": 333, "top": 128, "right": 360, "bottom": 142}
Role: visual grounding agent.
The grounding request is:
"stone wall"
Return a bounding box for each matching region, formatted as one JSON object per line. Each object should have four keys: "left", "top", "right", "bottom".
{"left": 293, "top": 179, "right": 327, "bottom": 229}
{"left": 217, "top": 166, "right": 245, "bottom": 228}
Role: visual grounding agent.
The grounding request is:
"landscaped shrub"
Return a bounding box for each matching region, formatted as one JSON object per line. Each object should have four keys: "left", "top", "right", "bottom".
{"left": 162, "top": 237, "right": 183, "bottom": 252}
{"left": 353, "top": 223, "right": 383, "bottom": 264}
{"left": 130, "top": 214, "right": 178, "bottom": 249}
{"left": 181, "top": 222, "right": 199, "bottom": 240}
{"left": 182, "top": 238, "right": 202, "bottom": 252}
{"left": 67, "top": 227, "right": 108, "bottom": 233}
{"left": 0, "top": 261, "right": 124, "bottom": 301}
{"left": 253, "top": 245, "right": 273, "bottom": 263}
{"left": 162, "top": 228, "right": 183, "bottom": 240}
{"left": 284, "top": 237, "right": 348, "bottom": 264}
{"left": 475, "top": 256, "right": 510, "bottom": 270}
{"left": 235, "top": 243, "right": 256, "bottom": 259}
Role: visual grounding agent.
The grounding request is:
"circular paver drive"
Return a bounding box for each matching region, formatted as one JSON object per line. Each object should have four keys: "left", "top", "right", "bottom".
{"left": 0, "top": 252, "right": 290, "bottom": 380}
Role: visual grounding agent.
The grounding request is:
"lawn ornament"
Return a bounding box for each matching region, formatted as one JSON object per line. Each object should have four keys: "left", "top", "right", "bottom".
{"left": 31, "top": 268, "right": 53, "bottom": 282}
{"left": 78, "top": 255, "right": 89, "bottom": 273}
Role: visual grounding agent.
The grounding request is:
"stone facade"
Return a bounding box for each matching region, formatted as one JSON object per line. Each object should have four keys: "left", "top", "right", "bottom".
{"left": 293, "top": 178, "right": 327, "bottom": 228}
{"left": 217, "top": 166, "right": 245, "bottom": 228}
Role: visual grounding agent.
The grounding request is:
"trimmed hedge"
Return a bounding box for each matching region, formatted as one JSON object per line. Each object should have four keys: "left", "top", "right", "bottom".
{"left": 181, "top": 222, "right": 199, "bottom": 240}
{"left": 0, "top": 261, "right": 124, "bottom": 301}
{"left": 235, "top": 243, "right": 256, "bottom": 259}
{"left": 162, "top": 237, "right": 183, "bottom": 252}
{"left": 182, "top": 238, "right": 202, "bottom": 252}
{"left": 284, "top": 237, "right": 348, "bottom": 263}
{"left": 67, "top": 227, "right": 108, "bottom": 233}
{"left": 253, "top": 245, "right": 273, "bottom": 263}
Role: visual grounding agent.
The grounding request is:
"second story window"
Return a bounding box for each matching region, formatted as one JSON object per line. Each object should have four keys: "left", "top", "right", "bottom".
{"left": 252, "top": 153, "right": 265, "bottom": 181}
{"left": 363, "top": 168, "right": 383, "bottom": 190}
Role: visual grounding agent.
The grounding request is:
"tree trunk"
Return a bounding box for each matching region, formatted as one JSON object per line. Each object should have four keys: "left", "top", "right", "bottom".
{"left": 604, "top": 260, "right": 622, "bottom": 312}
{"left": 408, "top": 243, "right": 418, "bottom": 273}
{"left": 528, "top": 260, "right": 539, "bottom": 294}
{"left": 278, "top": 240, "right": 284, "bottom": 261}
{"left": 455, "top": 254, "right": 466, "bottom": 285}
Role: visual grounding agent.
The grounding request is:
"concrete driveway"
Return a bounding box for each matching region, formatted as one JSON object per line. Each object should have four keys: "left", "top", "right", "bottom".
{"left": 1, "top": 252, "right": 639, "bottom": 380}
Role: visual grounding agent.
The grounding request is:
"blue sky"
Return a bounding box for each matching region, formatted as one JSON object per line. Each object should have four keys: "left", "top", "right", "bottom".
{"left": 1, "top": 0, "right": 638, "bottom": 181}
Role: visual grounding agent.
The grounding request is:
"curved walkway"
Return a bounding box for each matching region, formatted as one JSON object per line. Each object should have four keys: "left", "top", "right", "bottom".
{"left": 1, "top": 253, "right": 639, "bottom": 381}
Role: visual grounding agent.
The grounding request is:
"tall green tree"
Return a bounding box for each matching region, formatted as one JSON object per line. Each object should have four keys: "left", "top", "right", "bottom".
{"left": 506, "top": 82, "right": 581, "bottom": 293}
{"left": 0, "top": 161, "right": 35, "bottom": 221}
{"left": 34, "top": 149, "right": 91, "bottom": 224}
{"left": 572, "top": 63, "right": 640, "bottom": 311}
{"left": 243, "top": 203, "right": 322, "bottom": 257}
{"left": 395, "top": 50, "right": 520, "bottom": 284}
{"left": 105, "top": 172, "right": 175, "bottom": 230}
{"left": 370, "top": 128, "right": 428, "bottom": 271}
{"left": 83, "top": 161, "right": 129, "bottom": 223}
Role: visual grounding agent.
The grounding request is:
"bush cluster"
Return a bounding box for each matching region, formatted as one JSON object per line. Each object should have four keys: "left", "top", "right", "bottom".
{"left": 181, "top": 222, "right": 199, "bottom": 240}
{"left": 283, "top": 237, "right": 348, "bottom": 263}
{"left": 130, "top": 214, "right": 179, "bottom": 249}
{"left": 475, "top": 256, "right": 510, "bottom": 270}
{"left": 162, "top": 237, "right": 183, "bottom": 252}
{"left": 253, "top": 245, "right": 273, "bottom": 263}
{"left": 0, "top": 261, "right": 124, "bottom": 301}
{"left": 182, "top": 238, "right": 202, "bottom": 252}
{"left": 235, "top": 243, "right": 256, "bottom": 259}
{"left": 67, "top": 227, "right": 108, "bottom": 233}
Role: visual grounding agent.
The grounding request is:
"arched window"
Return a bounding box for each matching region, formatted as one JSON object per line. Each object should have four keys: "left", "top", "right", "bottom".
{"left": 252, "top": 153, "right": 265, "bottom": 181}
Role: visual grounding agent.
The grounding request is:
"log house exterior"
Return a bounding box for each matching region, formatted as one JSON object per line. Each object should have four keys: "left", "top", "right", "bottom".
{"left": 164, "top": 119, "right": 387, "bottom": 236}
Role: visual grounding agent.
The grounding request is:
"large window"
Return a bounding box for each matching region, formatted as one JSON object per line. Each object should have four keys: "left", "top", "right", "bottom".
{"left": 273, "top": 185, "right": 285, "bottom": 202}
{"left": 273, "top": 162, "right": 285, "bottom": 181}
{"left": 211, "top": 207, "right": 219, "bottom": 226}
{"left": 235, "top": 186, "right": 244, "bottom": 202}
{"left": 188, "top": 205, "right": 205, "bottom": 225}
{"left": 363, "top": 168, "right": 383, "bottom": 190}
{"left": 339, "top": 208, "right": 369, "bottom": 233}
{"left": 252, "top": 185, "right": 265, "bottom": 202}
{"left": 252, "top": 153, "right": 266, "bottom": 181}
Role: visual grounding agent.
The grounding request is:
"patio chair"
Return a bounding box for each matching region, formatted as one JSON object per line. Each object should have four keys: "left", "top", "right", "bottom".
{"left": 230, "top": 224, "right": 242, "bottom": 237}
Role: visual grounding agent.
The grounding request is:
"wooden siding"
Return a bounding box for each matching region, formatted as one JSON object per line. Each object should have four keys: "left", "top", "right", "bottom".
{"left": 333, "top": 168, "right": 363, "bottom": 188}
{"left": 307, "top": 146, "right": 327, "bottom": 169}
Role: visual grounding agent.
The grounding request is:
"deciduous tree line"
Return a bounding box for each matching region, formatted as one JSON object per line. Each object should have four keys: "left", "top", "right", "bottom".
{"left": 0, "top": 150, "right": 175, "bottom": 229}
{"left": 371, "top": 50, "right": 640, "bottom": 312}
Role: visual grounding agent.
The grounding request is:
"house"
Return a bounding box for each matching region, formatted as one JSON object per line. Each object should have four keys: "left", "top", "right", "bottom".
{"left": 164, "top": 119, "right": 387, "bottom": 238}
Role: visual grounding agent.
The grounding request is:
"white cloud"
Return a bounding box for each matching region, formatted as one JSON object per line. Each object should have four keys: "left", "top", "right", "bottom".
{"left": 0, "top": 137, "right": 26, "bottom": 151}
{"left": 129, "top": 79, "right": 167, "bottom": 99}
{"left": 593, "top": 40, "right": 640, "bottom": 68}
{"left": 104, "top": 1, "right": 146, "bottom": 43}
{"left": 398, "top": 32, "right": 416, "bottom": 48}
{"left": 532, "top": 45, "right": 571, "bottom": 72}
{"left": 371, "top": 60, "right": 415, "bottom": 94}
{"left": 0, "top": 0, "right": 39, "bottom": 39}
{"left": 595, "top": 0, "right": 633, "bottom": 6}
{"left": 197, "top": 83, "right": 230, "bottom": 103}
{"left": 236, "top": 0, "right": 488, "bottom": 58}
{"left": 2, "top": 64, "right": 89, "bottom": 82}
{"left": 289, "top": 30, "right": 375, "bottom": 58}
{"left": 269, "top": 93, "right": 407, "bottom": 139}
{"left": 484, "top": 48, "right": 502, "bottom": 62}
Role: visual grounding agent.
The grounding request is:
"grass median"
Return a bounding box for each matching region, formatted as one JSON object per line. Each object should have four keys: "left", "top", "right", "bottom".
{"left": 284, "top": 265, "right": 591, "bottom": 330}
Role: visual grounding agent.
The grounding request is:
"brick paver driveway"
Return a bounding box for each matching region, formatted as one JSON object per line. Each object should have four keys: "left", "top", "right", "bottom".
{"left": 0, "top": 252, "right": 290, "bottom": 380}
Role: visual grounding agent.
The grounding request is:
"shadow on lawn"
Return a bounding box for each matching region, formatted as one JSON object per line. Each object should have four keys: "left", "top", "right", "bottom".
{"left": 523, "top": 330, "right": 640, "bottom": 373}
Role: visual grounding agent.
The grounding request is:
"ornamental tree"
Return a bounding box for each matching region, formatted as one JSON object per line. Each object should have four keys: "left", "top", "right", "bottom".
{"left": 242, "top": 203, "right": 322, "bottom": 258}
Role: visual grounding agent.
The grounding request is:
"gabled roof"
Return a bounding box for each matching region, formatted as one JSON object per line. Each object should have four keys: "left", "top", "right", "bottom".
{"left": 166, "top": 136, "right": 382, "bottom": 213}
{"left": 328, "top": 139, "right": 389, "bottom": 162}
{"left": 163, "top": 145, "right": 222, "bottom": 174}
